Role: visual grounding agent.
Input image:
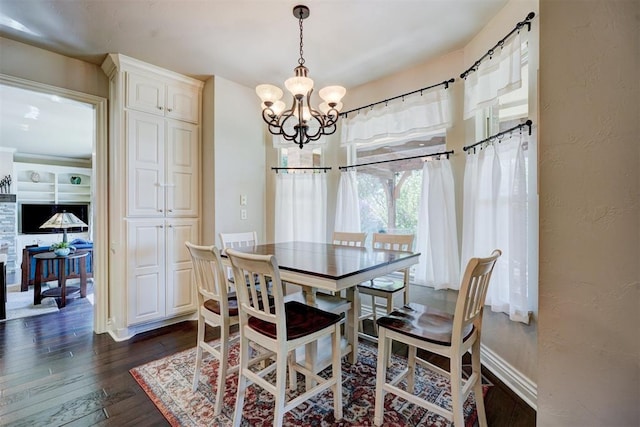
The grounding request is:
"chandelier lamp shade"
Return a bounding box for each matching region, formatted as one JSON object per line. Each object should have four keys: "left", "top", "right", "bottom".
{"left": 39, "top": 211, "right": 89, "bottom": 244}
{"left": 256, "top": 5, "right": 346, "bottom": 149}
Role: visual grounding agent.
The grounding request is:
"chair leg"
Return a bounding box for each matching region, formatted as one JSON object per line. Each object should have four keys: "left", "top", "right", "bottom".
{"left": 385, "top": 295, "right": 394, "bottom": 366}
{"left": 372, "top": 295, "right": 378, "bottom": 335}
{"left": 373, "top": 328, "right": 389, "bottom": 426}
{"left": 472, "top": 339, "right": 488, "bottom": 427}
{"left": 331, "top": 324, "right": 343, "bottom": 421}
{"left": 450, "top": 354, "right": 465, "bottom": 427}
{"left": 214, "top": 324, "right": 230, "bottom": 416}
{"left": 232, "top": 333, "right": 250, "bottom": 427}
{"left": 288, "top": 349, "right": 298, "bottom": 391}
{"left": 406, "top": 345, "right": 417, "bottom": 393}
{"left": 273, "top": 348, "right": 289, "bottom": 427}
{"left": 192, "top": 314, "right": 205, "bottom": 392}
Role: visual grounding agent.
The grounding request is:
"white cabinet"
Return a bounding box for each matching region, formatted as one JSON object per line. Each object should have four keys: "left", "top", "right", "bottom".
{"left": 126, "top": 111, "right": 199, "bottom": 217}
{"left": 101, "top": 53, "right": 204, "bottom": 335}
{"left": 126, "top": 218, "right": 198, "bottom": 325}
{"left": 126, "top": 71, "right": 200, "bottom": 123}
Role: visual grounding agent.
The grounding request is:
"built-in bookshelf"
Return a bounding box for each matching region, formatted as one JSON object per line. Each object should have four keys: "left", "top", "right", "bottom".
{"left": 14, "top": 162, "right": 92, "bottom": 203}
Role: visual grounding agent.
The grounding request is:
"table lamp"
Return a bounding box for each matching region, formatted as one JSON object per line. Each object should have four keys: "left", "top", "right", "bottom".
{"left": 39, "top": 211, "right": 89, "bottom": 244}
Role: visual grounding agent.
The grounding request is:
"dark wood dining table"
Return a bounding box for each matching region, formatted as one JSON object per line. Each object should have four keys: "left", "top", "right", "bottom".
{"left": 224, "top": 241, "right": 420, "bottom": 365}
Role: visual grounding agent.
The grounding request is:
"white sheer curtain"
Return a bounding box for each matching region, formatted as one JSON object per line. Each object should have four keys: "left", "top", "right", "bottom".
{"left": 275, "top": 173, "right": 327, "bottom": 243}
{"left": 461, "top": 132, "right": 530, "bottom": 323}
{"left": 340, "top": 87, "right": 451, "bottom": 147}
{"left": 334, "top": 170, "right": 360, "bottom": 233}
{"left": 415, "top": 158, "right": 460, "bottom": 289}
{"left": 463, "top": 32, "right": 523, "bottom": 120}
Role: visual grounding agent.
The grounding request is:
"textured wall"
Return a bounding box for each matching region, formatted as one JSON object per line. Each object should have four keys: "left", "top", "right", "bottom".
{"left": 0, "top": 199, "right": 17, "bottom": 272}
{"left": 538, "top": 0, "right": 640, "bottom": 425}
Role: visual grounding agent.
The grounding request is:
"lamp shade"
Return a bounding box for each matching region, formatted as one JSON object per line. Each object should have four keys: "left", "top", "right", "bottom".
{"left": 319, "top": 85, "right": 346, "bottom": 105}
{"left": 255, "top": 84, "right": 284, "bottom": 105}
{"left": 40, "top": 211, "right": 88, "bottom": 230}
{"left": 285, "top": 76, "right": 314, "bottom": 97}
{"left": 40, "top": 211, "right": 88, "bottom": 244}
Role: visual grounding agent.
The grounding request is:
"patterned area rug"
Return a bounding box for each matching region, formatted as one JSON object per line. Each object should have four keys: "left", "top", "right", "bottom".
{"left": 1, "top": 288, "right": 59, "bottom": 322}
{"left": 131, "top": 337, "right": 490, "bottom": 426}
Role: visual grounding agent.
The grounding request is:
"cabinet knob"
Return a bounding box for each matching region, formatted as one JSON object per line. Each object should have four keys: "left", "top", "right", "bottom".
{"left": 158, "top": 209, "right": 163, "bottom": 212}
{"left": 168, "top": 209, "right": 173, "bottom": 212}
{"left": 167, "top": 108, "right": 172, "bottom": 112}
{"left": 157, "top": 106, "right": 163, "bottom": 111}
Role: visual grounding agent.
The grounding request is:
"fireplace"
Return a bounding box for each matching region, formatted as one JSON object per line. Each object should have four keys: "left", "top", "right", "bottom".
{"left": 0, "top": 194, "right": 17, "bottom": 273}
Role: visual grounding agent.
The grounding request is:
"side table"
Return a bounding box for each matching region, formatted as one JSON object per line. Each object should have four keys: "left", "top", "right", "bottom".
{"left": 33, "top": 250, "right": 89, "bottom": 308}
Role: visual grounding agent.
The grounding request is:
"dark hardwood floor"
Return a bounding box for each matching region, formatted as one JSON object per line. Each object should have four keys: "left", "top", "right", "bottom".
{"left": 1, "top": 294, "right": 535, "bottom": 426}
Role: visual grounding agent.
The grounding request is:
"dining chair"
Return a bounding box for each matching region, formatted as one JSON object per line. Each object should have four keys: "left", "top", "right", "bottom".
{"left": 219, "top": 231, "right": 258, "bottom": 253}
{"left": 332, "top": 231, "right": 367, "bottom": 247}
{"left": 226, "top": 248, "right": 343, "bottom": 427}
{"left": 219, "top": 231, "right": 258, "bottom": 280}
{"left": 358, "top": 232, "right": 414, "bottom": 338}
{"left": 185, "top": 242, "right": 239, "bottom": 416}
{"left": 373, "top": 249, "right": 502, "bottom": 427}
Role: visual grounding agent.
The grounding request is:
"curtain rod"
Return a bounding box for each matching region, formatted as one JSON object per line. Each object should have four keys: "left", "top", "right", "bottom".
{"left": 338, "top": 150, "right": 454, "bottom": 170}
{"left": 463, "top": 120, "right": 532, "bottom": 152}
{"left": 460, "top": 12, "right": 536, "bottom": 80}
{"left": 340, "top": 78, "right": 455, "bottom": 118}
{"left": 271, "top": 167, "right": 332, "bottom": 173}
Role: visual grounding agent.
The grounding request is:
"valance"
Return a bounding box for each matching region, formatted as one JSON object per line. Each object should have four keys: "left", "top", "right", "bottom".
{"left": 340, "top": 88, "right": 451, "bottom": 148}
{"left": 463, "top": 32, "right": 523, "bottom": 120}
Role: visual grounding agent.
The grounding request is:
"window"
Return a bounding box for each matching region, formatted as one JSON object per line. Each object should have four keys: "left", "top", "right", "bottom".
{"left": 353, "top": 135, "right": 445, "bottom": 239}
{"left": 280, "top": 147, "right": 322, "bottom": 169}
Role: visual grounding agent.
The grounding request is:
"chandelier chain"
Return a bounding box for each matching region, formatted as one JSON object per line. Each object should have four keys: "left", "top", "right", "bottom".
{"left": 298, "top": 12, "right": 305, "bottom": 66}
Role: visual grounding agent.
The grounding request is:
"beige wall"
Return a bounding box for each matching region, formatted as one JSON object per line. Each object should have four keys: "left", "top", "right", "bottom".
{"left": 0, "top": 37, "right": 107, "bottom": 98}
{"left": 538, "top": 0, "right": 639, "bottom": 425}
{"left": 211, "top": 76, "right": 266, "bottom": 246}
{"left": 201, "top": 77, "right": 216, "bottom": 245}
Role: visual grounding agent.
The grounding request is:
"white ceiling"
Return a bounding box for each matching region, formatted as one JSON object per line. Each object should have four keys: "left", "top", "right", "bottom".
{"left": 0, "top": 84, "right": 95, "bottom": 159}
{"left": 0, "top": 0, "right": 508, "bottom": 159}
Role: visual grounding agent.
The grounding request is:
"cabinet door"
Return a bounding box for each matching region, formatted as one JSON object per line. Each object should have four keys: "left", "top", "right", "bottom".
{"left": 127, "top": 219, "right": 166, "bottom": 325}
{"left": 126, "top": 72, "right": 166, "bottom": 117}
{"left": 166, "top": 82, "right": 200, "bottom": 123}
{"left": 126, "top": 111, "right": 165, "bottom": 217}
{"left": 165, "top": 218, "right": 199, "bottom": 316}
{"left": 166, "top": 120, "right": 199, "bottom": 217}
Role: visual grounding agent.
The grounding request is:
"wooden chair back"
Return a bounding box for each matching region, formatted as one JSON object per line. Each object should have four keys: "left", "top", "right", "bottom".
{"left": 185, "top": 242, "right": 230, "bottom": 311}
{"left": 332, "top": 231, "right": 367, "bottom": 247}
{"left": 372, "top": 233, "right": 414, "bottom": 251}
{"left": 219, "top": 231, "right": 258, "bottom": 254}
{"left": 226, "top": 248, "right": 285, "bottom": 336}
{"left": 453, "top": 249, "right": 502, "bottom": 342}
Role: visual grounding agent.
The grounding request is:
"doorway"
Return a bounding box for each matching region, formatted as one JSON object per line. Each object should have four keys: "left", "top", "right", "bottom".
{"left": 0, "top": 74, "right": 108, "bottom": 333}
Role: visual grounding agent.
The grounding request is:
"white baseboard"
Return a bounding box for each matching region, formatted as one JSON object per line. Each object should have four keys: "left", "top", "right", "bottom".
{"left": 481, "top": 343, "right": 537, "bottom": 410}
{"left": 107, "top": 313, "right": 197, "bottom": 342}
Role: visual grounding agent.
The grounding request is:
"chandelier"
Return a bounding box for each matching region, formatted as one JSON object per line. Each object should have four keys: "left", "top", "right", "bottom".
{"left": 256, "top": 5, "right": 346, "bottom": 149}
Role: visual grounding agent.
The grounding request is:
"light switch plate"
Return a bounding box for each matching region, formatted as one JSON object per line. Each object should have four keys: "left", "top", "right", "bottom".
{"left": 241, "top": 209, "right": 247, "bottom": 220}
{"left": 240, "top": 194, "right": 247, "bottom": 206}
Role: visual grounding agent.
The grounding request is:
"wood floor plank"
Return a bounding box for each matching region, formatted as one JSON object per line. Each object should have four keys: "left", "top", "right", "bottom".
{"left": 0, "top": 292, "right": 536, "bottom": 426}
